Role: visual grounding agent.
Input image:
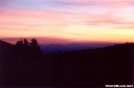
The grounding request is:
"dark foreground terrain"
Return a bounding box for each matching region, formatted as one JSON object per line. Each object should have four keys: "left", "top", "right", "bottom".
{"left": 0, "top": 39, "right": 133, "bottom": 87}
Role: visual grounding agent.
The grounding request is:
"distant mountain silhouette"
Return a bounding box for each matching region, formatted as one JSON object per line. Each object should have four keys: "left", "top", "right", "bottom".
{"left": 40, "top": 43, "right": 113, "bottom": 53}
{"left": 0, "top": 39, "right": 133, "bottom": 87}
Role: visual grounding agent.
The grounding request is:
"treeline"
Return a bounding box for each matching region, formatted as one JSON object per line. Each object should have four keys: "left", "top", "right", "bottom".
{"left": 45, "top": 43, "right": 133, "bottom": 87}
{"left": 0, "top": 38, "right": 45, "bottom": 86}
{"left": 0, "top": 39, "right": 133, "bottom": 87}
{"left": 0, "top": 38, "right": 43, "bottom": 56}
{"left": 15, "top": 38, "right": 39, "bottom": 48}
{"left": 15, "top": 38, "right": 41, "bottom": 53}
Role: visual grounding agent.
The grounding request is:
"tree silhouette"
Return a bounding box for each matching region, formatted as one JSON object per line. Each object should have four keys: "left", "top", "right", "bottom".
{"left": 29, "top": 38, "right": 41, "bottom": 56}
{"left": 15, "top": 39, "right": 23, "bottom": 52}
{"left": 16, "top": 39, "right": 23, "bottom": 47}
{"left": 0, "top": 39, "right": 133, "bottom": 87}
{"left": 23, "top": 39, "right": 29, "bottom": 48}
{"left": 29, "top": 38, "right": 39, "bottom": 47}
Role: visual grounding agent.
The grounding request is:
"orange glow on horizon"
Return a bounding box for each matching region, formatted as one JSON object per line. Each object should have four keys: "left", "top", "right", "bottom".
{"left": 0, "top": 0, "right": 134, "bottom": 44}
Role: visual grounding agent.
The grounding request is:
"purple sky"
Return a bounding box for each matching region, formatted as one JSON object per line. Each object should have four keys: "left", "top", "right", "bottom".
{"left": 0, "top": 0, "right": 134, "bottom": 44}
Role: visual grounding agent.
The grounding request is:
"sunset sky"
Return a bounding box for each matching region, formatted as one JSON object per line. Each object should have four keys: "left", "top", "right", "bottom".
{"left": 0, "top": 0, "right": 134, "bottom": 44}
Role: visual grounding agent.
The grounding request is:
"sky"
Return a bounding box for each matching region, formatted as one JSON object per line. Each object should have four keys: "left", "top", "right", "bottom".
{"left": 0, "top": 0, "right": 134, "bottom": 44}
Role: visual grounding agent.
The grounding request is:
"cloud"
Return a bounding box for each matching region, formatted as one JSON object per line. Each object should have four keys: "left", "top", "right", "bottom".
{"left": 51, "top": 0, "right": 134, "bottom": 8}
{"left": 0, "top": 37, "right": 76, "bottom": 44}
{"left": 0, "top": 6, "right": 134, "bottom": 32}
{"left": 0, "top": 0, "right": 134, "bottom": 43}
{"left": 81, "top": 13, "right": 134, "bottom": 28}
{"left": 0, "top": 9, "right": 88, "bottom": 30}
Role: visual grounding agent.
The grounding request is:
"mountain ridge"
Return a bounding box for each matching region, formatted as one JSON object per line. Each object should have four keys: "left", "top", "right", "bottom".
{"left": 0, "top": 39, "right": 133, "bottom": 87}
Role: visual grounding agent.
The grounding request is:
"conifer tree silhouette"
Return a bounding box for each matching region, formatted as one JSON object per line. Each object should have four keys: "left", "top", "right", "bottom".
{"left": 23, "top": 39, "right": 29, "bottom": 48}
{"left": 29, "top": 38, "right": 39, "bottom": 48}
{"left": 15, "top": 39, "right": 23, "bottom": 51}
{"left": 29, "top": 38, "right": 41, "bottom": 55}
{"left": 16, "top": 39, "right": 23, "bottom": 47}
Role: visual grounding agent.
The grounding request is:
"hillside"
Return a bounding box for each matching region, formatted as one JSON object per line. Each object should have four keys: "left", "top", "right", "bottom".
{"left": 0, "top": 40, "right": 133, "bottom": 87}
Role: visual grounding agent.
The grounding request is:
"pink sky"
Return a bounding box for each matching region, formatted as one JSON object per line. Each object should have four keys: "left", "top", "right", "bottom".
{"left": 0, "top": 0, "right": 134, "bottom": 44}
